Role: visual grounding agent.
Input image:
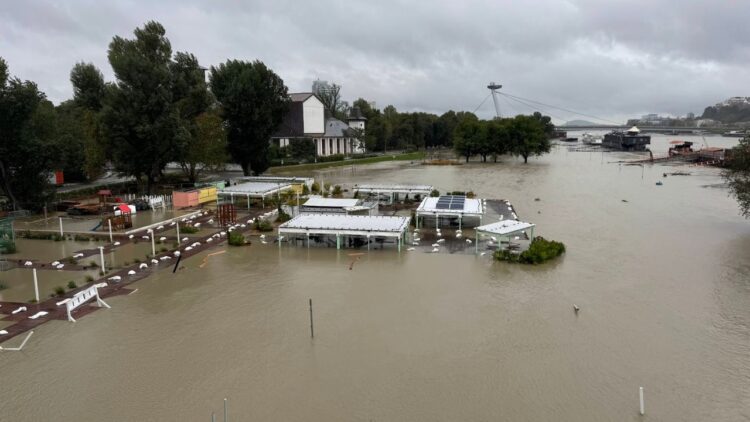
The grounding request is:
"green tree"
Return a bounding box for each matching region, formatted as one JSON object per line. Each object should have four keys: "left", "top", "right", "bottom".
{"left": 453, "top": 118, "right": 484, "bottom": 162}
{"left": 287, "top": 138, "right": 316, "bottom": 162}
{"left": 508, "top": 115, "right": 550, "bottom": 163}
{"left": 170, "top": 52, "right": 217, "bottom": 182}
{"left": 210, "top": 60, "right": 288, "bottom": 175}
{"left": 0, "top": 57, "right": 53, "bottom": 210}
{"left": 70, "top": 62, "right": 107, "bottom": 179}
{"left": 434, "top": 111, "right": 459, "bottom": 147}
{"left": 50, "top": 101, "right": 88, "bottom": 181}
{"left": 531, "top": 111, "right": 556, "bottom": 138}
{"left": 101, "top": 21, "right": 180, "bottom": 193}
{"left": 486, "top": 118, "right": 511, "bottom": 162}
{"left": 724, "top": 137, "right": 750, "bottom": 218}
{"left": 179, "top": 111, "right": 228, "bottom": 183}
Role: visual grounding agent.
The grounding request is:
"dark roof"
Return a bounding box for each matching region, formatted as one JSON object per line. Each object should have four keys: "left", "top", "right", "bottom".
{"left": 290, "top": 92, "right": 315, "bottom": 102}
{"left": 324, "top": 118, "right": 356, "bottom": 137}
{"left": 272, "top": 93, "right": 324, "bottom": 138}
{"left": 348, "top": 106, "right": 367, "bottom": 121}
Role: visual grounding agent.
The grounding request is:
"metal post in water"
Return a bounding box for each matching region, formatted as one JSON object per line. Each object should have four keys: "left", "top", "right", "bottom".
{"left": 223, "top": 398, "right": 227, "bottom": 422}
{"left": 309, "top": 298, "right": 314, "bottom": 338}
{"left": 639, "top": 386, "right": 645, "bottom": 415}
{"left": 99, "top": 246, "right": 106, "bottom": 275}
{"left": 149, "top": 229, "right": 156, "bottom": 256}
{"left": 176, "top": 222, "right": 181, "bottom": 244}
{"left": 108, "top": 219, "right": 113, "bottom": 243}
{"left": 59, "top": 217, "right": 63, "bottom": 236}
{"left": 32, "top": 268, "right": 39, "bottom": 303}
{"left": 211, "top": 412, "right": 215, "bottom": 422}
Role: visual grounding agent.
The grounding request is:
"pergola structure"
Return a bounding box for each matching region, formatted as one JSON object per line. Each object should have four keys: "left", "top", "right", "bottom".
{"left": 474, "top": 219, "right": 535, "bottom": 254}
{"left": 278, "top": 214, "right": 410, "bottom": 251}
{"left": 354, "top": 184, "right": 434, "bottom": 203}
{"left": 218, "top": 182, "right": 293, "bottom": 208}
{"left": 415, "top": 195, "right": 484, "bottom": 229}
{"left": 300, "top": 196, "right": 372, "bottom": 215}
{"left": 236, "top": 176, "right": 315, "bottom": 190}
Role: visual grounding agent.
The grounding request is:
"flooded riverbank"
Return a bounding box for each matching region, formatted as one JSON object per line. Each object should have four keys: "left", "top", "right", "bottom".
{"left": 1, "top": 134, "right": 748, "bottom": 421}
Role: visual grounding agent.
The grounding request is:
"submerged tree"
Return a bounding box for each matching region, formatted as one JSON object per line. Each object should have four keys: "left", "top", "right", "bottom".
{"left": 724, "top": 136, "right": 750, "bottom": 218}
{"left": 0, "top": 57, "right": 54, "bottom": 210}
{"left": 508, "top": 114, "right": 550, "bottom": 163}
{"left": 210, "top": 60, "right": 288, "bottom": 175}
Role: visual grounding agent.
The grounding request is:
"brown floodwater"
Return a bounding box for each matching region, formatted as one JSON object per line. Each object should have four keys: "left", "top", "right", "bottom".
{"left": 0, "top": 133, "right": 748, "bottom": 421}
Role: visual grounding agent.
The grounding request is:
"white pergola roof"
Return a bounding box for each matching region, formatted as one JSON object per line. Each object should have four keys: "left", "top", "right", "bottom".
{"left": 237, "top": 176, "right": 314, "bottom": 187}
{"left": 355, "top": 184, "right": 434, "bottom": 195}
{"left": 279, "top": 214, "right": 409, "bottom": 237}
{"left": 219, "top": 182, "right": 292, "bottom": 197}
{"left": 303, "top": 196, "right": 360, "bottom": 208}
{"left": 476, "top": 220, "right": 535, "bottom": 236}
{"left": 416, "top": 196, "right": 484, "bottom": 216}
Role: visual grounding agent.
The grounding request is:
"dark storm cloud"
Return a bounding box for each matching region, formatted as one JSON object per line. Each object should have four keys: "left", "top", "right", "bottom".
{"left": 1, "top": 0, "right": 748, "bottom": 123}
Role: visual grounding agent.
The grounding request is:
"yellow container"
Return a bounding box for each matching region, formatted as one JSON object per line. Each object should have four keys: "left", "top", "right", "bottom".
{"left": 197, "top": 186, "right": 217, "bottom": 204}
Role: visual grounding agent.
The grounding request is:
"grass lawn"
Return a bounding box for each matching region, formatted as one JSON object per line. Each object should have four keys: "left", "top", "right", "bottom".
{"left": 268, "top": 152, "right": 425, "bottom": 173}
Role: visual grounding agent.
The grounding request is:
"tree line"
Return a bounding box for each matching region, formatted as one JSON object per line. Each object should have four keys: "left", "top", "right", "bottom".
{"left": 1, "top": 20, "right": 557, "bottom": 211}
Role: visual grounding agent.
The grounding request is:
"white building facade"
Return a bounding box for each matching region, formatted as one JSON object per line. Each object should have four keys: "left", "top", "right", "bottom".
{"left": 272, "top": 93, "right": 366, "bottom": 157}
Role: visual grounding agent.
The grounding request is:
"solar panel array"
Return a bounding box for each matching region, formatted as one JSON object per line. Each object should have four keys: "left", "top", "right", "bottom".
{"left": 435, "top": 195, "right": 466, "bottom": 210}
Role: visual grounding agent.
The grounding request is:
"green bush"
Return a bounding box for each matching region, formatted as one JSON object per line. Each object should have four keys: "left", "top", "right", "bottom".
{"left": 302, "top": 184, "right": 310, "bottom": 195}
{"left": 317, "top": 154, "right": 345, "bottom": 163}
{"left": 181, "top": 226, "right": 199, "bottom": 234}
{"left": 276, "top": 207, "right": 292, "bottom": 224}
{"left": 332, "top": 185, "right": 343, "bottom": 198}
{"left": 67, "top": 281, "right": 77, "bottom": 289}
{"left": 0, "top": 282, "right": 7, "bottom": 291}
{"left": 494, "top": 237, "right": 566, "bottom": 264}
{"left": 255, "top": 219, "right": 273, "bottom": 232}
{"left": 228, "top": 231, "right": 246, "bottom": 246}
{"left": 311, "top": 182, "right": 320, "bottom": 193}
{"left": 85, "top": 275, "right": 94, "bottom": 283}
{"left": 54, "top": 286, "right": 66, "bottom": 297}
{"left": 430, "top": 189, "right": 440, "bottom": 197}
{"left": 0, "top": 243, "right": 16, "bottom": 254}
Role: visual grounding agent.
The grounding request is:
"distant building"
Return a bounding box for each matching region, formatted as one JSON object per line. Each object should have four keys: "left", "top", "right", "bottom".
{"left": 271, "top": 93, "right": 366, "bottom": 157}
{"left": 716, "top": 97, "right": 750, "bottom": 107}
{"left": 686, "top": 112, "right": 695, "bottom": 120}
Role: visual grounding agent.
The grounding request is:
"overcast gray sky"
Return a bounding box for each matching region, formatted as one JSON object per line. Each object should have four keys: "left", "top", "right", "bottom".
{"left": 2, "top": 0, "right": 749, "bottom": 123}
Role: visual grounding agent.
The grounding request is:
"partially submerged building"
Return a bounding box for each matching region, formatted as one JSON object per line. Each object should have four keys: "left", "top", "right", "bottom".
{"left": 278, "top": 214, "right": 410, "bottom": 250}
{"left": 354, "top": 184, "right": 434, "bottom": 203}
{"left": 300, "top": 196, "right": 374, "bottom": 215}
{"left": 218, "top": 181, "right": 293, "bottom": 208}
{"left": 415, "top": 195, "right": 485, "bottom": 229}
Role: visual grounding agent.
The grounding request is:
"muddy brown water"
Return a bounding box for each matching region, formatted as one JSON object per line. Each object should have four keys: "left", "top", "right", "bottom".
{"left": 0, "top": 133, "right": 748, "bottom": 421}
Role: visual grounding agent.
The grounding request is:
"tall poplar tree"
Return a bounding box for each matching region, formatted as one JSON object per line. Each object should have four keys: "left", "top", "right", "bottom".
{"left": 101, "top": 21, "right": 179, "bottom": 193}
{"left": 210, "top": 60, "right": 288, "bottom": 175}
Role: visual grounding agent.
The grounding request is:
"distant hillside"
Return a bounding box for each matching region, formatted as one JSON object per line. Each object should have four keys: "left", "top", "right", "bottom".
{"left": 563, "top": 120, "right": 598, "bottom": 126}
{"left": 702, "top": 103, "right": 750, "bottom": 124}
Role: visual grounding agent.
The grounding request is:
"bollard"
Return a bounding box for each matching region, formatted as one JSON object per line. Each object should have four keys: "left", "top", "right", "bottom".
{"left": 108, "top": 219, "right": 113, "bottom": 243}
{"left": 223, "top": 398, "right": 227, "bottom": 422}
{"left": 99, "top": 246, "right": 106, "bottom": 275}
{"left": 32, "top": 268, "right": 39, "bottom": 303}
{"left": 309, "top": 298, "right": 314, "bottom": 338}
{"left": 176, "top": 222, "right": 181, "bottom": 244}
{"left": 639, "top": 386, "right": 645, "bottom": 415}
{"left": 149, "top": 229, "right": 155, "bottom": 256}
{"left": 59, "top": 217, "right": 63, "bottom": 236}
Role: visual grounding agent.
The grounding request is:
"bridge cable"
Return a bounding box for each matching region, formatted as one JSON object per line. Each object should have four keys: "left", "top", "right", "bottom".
{"left": 498, "top": 92, "right": 622, "bottom": 125}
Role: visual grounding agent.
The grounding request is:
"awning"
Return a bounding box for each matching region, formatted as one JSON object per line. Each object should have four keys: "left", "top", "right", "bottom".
{"left": 116, "top": 204, "right": 131, "bottom": 213}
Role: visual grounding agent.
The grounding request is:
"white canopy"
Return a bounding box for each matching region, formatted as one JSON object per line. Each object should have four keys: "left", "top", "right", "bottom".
{"left": 475, "top": 220, "right": 535, "bottom": 236}
{"left": 355, "top": 184, "right": 434, "bottom": 195}
{"left": 219, "top": 182, "right": 292, "bottom": 197}
{"left": 416, "top": 196, "right": 484, "bottom": 216}
{"left": 303, "top": 196, "right": 360, "bottom": 208}
{"left": 627, "top": 126, "right": 641, "bottom": 133}
{"left": 279, "top": 214, "right": 409, "bottom": 237}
